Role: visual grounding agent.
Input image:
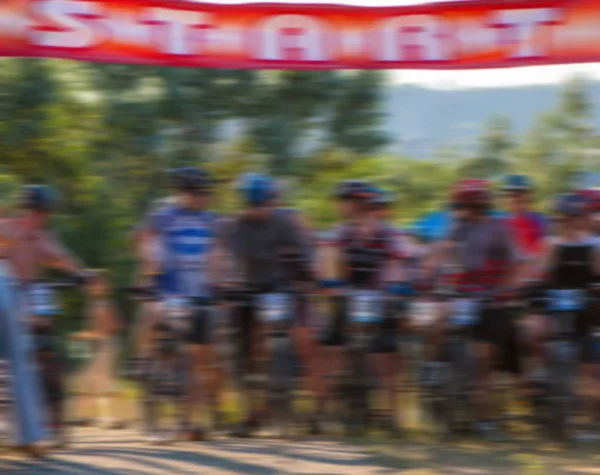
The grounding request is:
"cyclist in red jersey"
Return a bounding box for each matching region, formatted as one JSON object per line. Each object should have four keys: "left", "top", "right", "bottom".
{"left": 502, "top": 175, "right": 548, "bottom": 257}
{"left": 426, "top": 179, "right": 526, "bottom": 440}
{"left": 501, "top": 175, "right": 550, "bottom": 388}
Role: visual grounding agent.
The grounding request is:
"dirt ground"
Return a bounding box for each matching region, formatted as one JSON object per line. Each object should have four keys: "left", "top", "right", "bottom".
{"left": 1, "top": 426, "right": 599, "bottom": 474}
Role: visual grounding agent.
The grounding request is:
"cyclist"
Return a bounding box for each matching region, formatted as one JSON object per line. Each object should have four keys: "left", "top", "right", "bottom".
{"left": 530, "top": 193, "right": 599, "bottom": 434}
{"left": 0, "top": 185, "right": 87, "bottom": 455}
{"left": 501, "top": 174, "right": 550, "bottom": 388}
{"left": 269, "top": 179, "right": 321, "bottom": 428}
{"left": 425, "top": 179, "right": 525, "bottom": 440}
{"left": 577, "top": 188, "right": 600, "bottom": 238}
{"left": 318, "top": 180, "right": 405, "bottom": 433}
{"left": 128, "top": 167, "right": 195, "bottom": 379}
{"left": 367, "top": 186, "right": 411, "bottom": 433}
{"left": 215, "top": 173, "right": 313, "bottom": 437}
{"left": 140, "top": 168, "right": 222, "bottom": 441}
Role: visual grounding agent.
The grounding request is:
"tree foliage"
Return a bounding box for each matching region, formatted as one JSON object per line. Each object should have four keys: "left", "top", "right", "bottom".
{"left": 0, "top": 59, "right": 595, "bottom": 331}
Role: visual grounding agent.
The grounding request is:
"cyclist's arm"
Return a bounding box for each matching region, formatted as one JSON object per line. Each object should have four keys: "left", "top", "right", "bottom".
{"left": 381, "top": 227, "right": 405, "bottom": 284}
{"left": 0, "top": 219, "right": 17, "bottom": 246}
{"left": 39, "top": 230, "right": 85, "bottom": 274}
{"left": 523, "top": 237, "right": 556, "bottom": 284}
{"left": 279, "top": 214, "right": 313, "bottom": 281}
{"left": 423, "top": 239, "right": 452, "bottom": 280}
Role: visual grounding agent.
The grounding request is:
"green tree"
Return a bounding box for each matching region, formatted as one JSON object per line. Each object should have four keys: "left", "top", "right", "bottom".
{"left": 463, "top": 115, "right": 513, "bottom": 179}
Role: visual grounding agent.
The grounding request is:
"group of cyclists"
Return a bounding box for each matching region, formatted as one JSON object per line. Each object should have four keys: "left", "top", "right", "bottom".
{"left": 0, "top": 168, "right": 598, "bottom": 456}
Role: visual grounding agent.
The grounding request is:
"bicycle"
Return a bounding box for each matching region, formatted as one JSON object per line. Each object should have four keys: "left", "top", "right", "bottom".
{"left": 127, "top": 287, "right": 214, "bottom": 443}
{"left": 539, "top": 287, "right": 588, "bottom": 443}
{"left": 224, "top": 286, "right": 302, "bottom": 439}
{"left": 332, "top": 288, "right": 395, "bottom": 437}
{"left": 28, "top": 279, "right": 81, "bottom": 447}
{"left": 434, "top": 290, "right": 479, "bottom": 439}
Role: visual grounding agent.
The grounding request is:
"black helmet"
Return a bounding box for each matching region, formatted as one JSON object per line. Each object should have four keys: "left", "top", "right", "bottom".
{"left": 173, "top": 167, "right": 212, "bottom": 194}
{"left": 166, "top": 167, "right": 188, "bottom": 189}
{"left": 334, "top": 180, "right": 373, "bottom": 200}
{"left": 21, "top": 185, "right": 61, "bottom": 213}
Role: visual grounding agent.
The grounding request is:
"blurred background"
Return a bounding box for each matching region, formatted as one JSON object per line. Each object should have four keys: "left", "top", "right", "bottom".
{"left": 0, "top": 59, "right": 598, "bottom": 331}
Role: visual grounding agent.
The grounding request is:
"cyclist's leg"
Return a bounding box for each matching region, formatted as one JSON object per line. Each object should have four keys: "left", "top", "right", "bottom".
{"left": 519, "top": 308, "right": 550, "bottom": 373}
{"left": 371, "top": 335, "right": 401, "bottom": 428}
{"left": 422, "top": 300, "right": 448, "bottom": 386}
{"left": 473, "top": 304, "right": 500, "bottom": 422}
{"left": 292, "top": 297, "right": 319, "bottom": 400}
{"left": 133, "top": 302, "right": 159, "bottom": 362}
{"left": 317, "top": 294, "right": 347, "bottom": 415}
{"left": 232, "top": 299, "right": 265, "bottom": 434}
{"left": 576, "top": 309, "right": 597, "bottom": 427}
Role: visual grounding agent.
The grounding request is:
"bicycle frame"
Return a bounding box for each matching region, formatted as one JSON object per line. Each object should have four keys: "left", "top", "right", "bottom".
{"left": 438, "top": 295, "right": 478, "bottom": 438}
{"left": 543, "top": 288, "right": 584, "bottom": 442}
{"left": 255, "top": 292, "right": 297, "bottom": 438}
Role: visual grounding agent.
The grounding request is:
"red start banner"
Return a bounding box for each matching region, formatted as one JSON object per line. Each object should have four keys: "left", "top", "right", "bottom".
{"left": 1, "top": 0, "right": 600, "bottom": 70}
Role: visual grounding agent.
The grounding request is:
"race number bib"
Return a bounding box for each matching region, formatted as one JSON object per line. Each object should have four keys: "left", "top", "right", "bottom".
{"left": 28, "top": 284, "right": 58, "bottom": 316}
{"left": 349, "top": 290, "right": 383, "bottom": 324}
{"left": 451, "top": 299, "right": 479, "bottom": 326}
{"left": 163, "top": 297, "right": 191, "bottom": 331}
{"left": 256, "top": 294, "right": 291, "bottom": 323}
{"left": 410, "top": 299, "right": 437, "bottom": 327}
{"left": 548, "top": 289, "right": 584, "bottom": 312}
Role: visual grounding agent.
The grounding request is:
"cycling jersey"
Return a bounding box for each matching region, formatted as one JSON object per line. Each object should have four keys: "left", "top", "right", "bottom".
{"left": 222, "top": 211, "right": 308, "bottom": 290}
{"left": 549, "top": 237, "right": 597, "bottom": 290}
{"left": 447, "top": 217, "right": 520, "bottom": 291}
{"left": 148, "top": 205, "right": 218, "bottom": 297}
{"left": 333, "top": 221, "right": 398, "bottom": 288}
{"left": 506, "top": 211, "right": 548, "bottom": 257}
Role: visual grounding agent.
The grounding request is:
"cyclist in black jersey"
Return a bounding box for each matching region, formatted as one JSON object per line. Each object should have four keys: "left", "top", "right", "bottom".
{"left": 317, "top": 180, "right": 404, "bottom": 431}
{"left": 532, "top": 193, "right": 600, "bottom": 430}
{"left": 368, "top": 187, "right": 411, "bottom": 431}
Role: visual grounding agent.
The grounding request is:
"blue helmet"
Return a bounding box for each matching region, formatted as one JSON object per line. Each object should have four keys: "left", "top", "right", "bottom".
{"left": 553, "top": 193, "right": 588, "bottom": 216}
{"left": 369, "top": 187, "right": 394, "bottom": 207}
{"left": 238, "top": 173, "right": 275, "bottom": 207}
{"left": 502, "top": 174, "right": 534, "bottom": 192}
{"left": 21, "top": 185, "right": 61, "bottom": 213}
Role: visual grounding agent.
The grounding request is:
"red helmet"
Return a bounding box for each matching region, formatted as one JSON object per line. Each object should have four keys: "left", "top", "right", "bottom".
{"left": 451, "top": 179, "right": 492, "bottom": 207}
{"left": 576, "top": 188, "right": 600, "bottom": 213}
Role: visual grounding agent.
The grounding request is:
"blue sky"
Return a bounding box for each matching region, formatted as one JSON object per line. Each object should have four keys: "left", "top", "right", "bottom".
{"left": 205, "top": 0, "right": 600, "bottom": 89}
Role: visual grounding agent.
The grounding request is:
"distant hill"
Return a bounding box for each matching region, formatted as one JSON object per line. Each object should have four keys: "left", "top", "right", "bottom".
{"left": 383, "top": 83, "right": 600, "bottom": 158}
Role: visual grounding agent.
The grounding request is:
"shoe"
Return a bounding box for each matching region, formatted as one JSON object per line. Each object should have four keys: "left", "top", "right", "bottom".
{"left": 100, "top": 420, "right": 128, "bottom": 430}
{"left": 184, "top": 427, "right": 207, "bottom": 442}
{"left": 146, "top": 432, "right": 170, "bottom": 445}
{"left": 381, "top": 416, "right": 404, "bottom": 439}
{"left": 230, "top": 418, "right": 259, "bottom": 438}
{"left": 307, "top": 415, "right": 323, "bottom": 436}
{"left": 15, "top": 444, "right": 48, "bottom": 459}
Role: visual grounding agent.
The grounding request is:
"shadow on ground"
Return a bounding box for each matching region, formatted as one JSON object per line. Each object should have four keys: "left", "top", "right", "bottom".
{"left": 0, "top": 431, "right": 599, "bottom": 475}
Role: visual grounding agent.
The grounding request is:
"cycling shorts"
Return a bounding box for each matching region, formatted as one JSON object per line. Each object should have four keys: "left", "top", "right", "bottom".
{"left": 320, "top": 294, "right": 399, "bottom": 353}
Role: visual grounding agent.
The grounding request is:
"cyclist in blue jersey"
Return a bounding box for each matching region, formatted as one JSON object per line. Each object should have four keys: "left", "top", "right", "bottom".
{"left": 141, "top": 167, "right": 222, "bottom": 441}
{"left": 128, "top": 168, "right": 192, "bottom": 381}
